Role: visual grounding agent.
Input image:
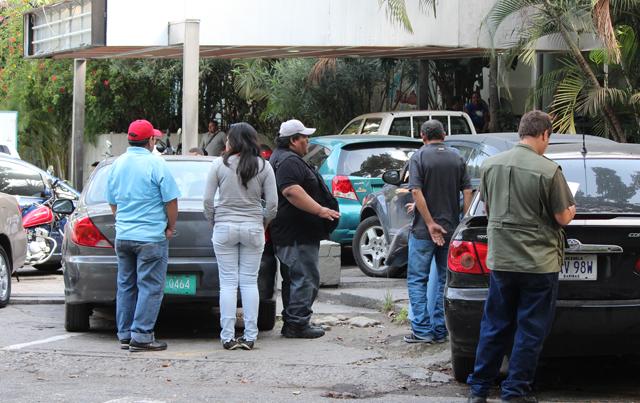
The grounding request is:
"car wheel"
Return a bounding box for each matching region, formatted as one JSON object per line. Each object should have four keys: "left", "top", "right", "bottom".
{"left": 353, "top": 216, "right": 404, "bottom": 278}
{"left": 257, "top": 299, "right": 276, "bottom": 331}
{"left": 64, "top": 302, "right": 92, "bottom": 332}
{"left": 451, "top": 352, "right": 475, "bottom": 382}
{"left": 33, "top": 263, "right": 62, "bottom": 272}
{"left": 0, "top": 245, "right": 11, "bottom": 308}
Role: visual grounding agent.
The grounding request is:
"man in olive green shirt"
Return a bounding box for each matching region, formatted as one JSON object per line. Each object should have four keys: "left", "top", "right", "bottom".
{"left": 467, "top": 111, "right": 576, "bottom": 403}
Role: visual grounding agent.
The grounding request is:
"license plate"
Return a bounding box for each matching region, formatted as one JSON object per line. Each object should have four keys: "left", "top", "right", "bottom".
{"left": 165, "top": 274, "right": 196, "bottom": 295}
{"left": 560, "top": 255, "right": 597, "bottom": 281}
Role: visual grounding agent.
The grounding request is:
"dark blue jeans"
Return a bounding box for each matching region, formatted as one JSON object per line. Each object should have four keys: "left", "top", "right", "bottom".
{"left": 468, "top": 270, "right": 559, "bottom": 400}
{"left": 407, "top": 234, "right": 449, "bottom": 340}
{"left": 275, "top": 241, "right": 320, "bottom": 330}
{"left": 115, "top": 239, "right": 169, "bottom": 343}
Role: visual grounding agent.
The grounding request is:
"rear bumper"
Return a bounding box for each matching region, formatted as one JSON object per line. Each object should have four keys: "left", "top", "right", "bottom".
{"left": 63, "top": 248, "right": 277, "bottom": 306}
{"left": 445, "top": 287, "right": 640, "bottom": 357}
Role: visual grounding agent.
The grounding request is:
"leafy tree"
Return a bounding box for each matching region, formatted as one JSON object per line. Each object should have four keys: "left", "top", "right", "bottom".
{"left": 483, "top": 0, "right": 640, "bottom": 142}
{"left": 0, "top": 0, "right": 74, "bottom": 178}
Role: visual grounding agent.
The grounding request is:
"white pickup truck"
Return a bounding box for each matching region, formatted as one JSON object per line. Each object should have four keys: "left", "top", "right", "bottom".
{"left": 339, "top": 110, "right": 476, "bottom": 137}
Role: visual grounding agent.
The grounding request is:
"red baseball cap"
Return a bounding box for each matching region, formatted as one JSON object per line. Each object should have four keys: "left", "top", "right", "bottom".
{"left": 128, "top": 120, "right": 162, "bottom": 141}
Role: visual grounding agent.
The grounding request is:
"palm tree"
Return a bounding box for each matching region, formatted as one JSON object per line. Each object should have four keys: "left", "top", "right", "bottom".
{"left": 483, "top": 0, "right": 639, "bottom": 142}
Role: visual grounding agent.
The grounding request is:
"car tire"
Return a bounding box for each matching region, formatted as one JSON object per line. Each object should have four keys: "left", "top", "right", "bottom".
{"left": 0, "top": 245, "right": 11, "bottom": 308}
{"left": 33, "top": 263, "right": 62, "bottom": 272}
{"left": 64, "top": 302, "right": 92, "bottom": 332}
{"left": 257, "top": 299, "right": 276, "bottom": 331}
{"left": 353, "top": 216, "right": 404, "bottom": 278}
{"left": 452, "top": 352, "right": 475, "bottom": 383}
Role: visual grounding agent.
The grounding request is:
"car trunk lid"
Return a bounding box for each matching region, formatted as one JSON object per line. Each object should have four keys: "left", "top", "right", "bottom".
{"left": 85, "top": 200, "right": 214, "bottom": 257}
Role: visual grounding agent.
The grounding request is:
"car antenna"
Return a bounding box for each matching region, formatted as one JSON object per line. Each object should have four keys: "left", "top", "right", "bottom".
{"left": 581, "top": 133, "right": 587, "bottom": 157}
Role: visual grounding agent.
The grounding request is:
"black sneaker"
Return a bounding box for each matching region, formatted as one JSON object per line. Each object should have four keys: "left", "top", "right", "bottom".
{"left": 403, "top": 333, "right": 434, "bottom": 343}
{"left": 129, "top": 340, "right": 167, "bottom": 352}
{"left": 281, "top": 322, "right": 289, "bottom": 336}
{"left": 120, "top": 338, "right": 131, "bottom": 350}
{"left": 283, "top": 326, "right": 325, "bottom": 339}
{"left": 237, "top": 337, "right": 254, "bottom": 350}
{"left": 223, "top": 339, "right": 238, "bottom": 350}
{"left": 468, "top": 393, "right": 487, "bottom": 403}
{"left": 502, "top": 396, "right": 537, "bottom": 403}
{"left": 434, "top": 335, "right": 449, "bottom": 344}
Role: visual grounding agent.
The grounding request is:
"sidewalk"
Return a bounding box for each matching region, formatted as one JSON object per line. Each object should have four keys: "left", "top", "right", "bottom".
{"left": 317, "top": 267, "right": 409, "bottom": 314}
{"left": 10, "top": 268, "right": 65, "bottom": 304}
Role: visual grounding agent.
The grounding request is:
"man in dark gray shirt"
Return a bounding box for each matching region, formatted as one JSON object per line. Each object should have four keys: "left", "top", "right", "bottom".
{"left": 200, "top": 120, "right": 227, "bottom": 157}
{"left": 405, "top": 120, "right": 472, "bottom": 344}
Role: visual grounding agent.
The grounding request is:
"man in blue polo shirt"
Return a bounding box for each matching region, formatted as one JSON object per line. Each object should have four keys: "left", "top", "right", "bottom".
{"left": 104, "top": 119, "right": 181, "bottom": 352}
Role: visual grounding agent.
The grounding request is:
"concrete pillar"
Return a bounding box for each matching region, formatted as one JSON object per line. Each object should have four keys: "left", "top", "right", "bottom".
{"left": 169, "top": 19, "right": 200, "bottom": 155}
{"left": 531, "top": 53, "right": 544, "bottom": 111}
{"left": 71, "top": 59, "right": 86, "bottom": 192}
{"left": 418, "top": 59, "right": 430, "bottom": 110}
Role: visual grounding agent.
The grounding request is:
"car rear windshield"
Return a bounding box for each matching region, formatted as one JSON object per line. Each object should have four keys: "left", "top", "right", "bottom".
{"left": 84, "top": 160, "right": 213, "bottom": 205}
{"left": 473, "top": 158, "right": 640, "bottom": 214}
{"left": 560, "top": 158, "right": 640, "bottom": 213}
{"left": 337, "top": 143, "right": 421, "bottom": 178}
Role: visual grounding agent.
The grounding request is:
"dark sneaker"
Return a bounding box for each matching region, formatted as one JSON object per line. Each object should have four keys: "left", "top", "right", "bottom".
{"left": 120, "top": 338, "right": 131, "bottom": 350}
{"left": 503, "top": 396, "right": 537, "bottom": 403}
{"left": 281, "top": 322, "right": 289, "bottom": 336}
{"left": 129, "top": 340, "right": 167, "bottom": 352}
{"left": 237, "top": 337, "right": 254, "bottom": 350}
{"left": 468, "top": 393, "right": 487, "bottom": 403}
{"left": 403, "top": 333, "right": 434, "bottom": 343}
{"left": 283, "top": 326, "right": 325, "bottom": 339}
{"left": 223, "top": 339, "right": 238, "bottom": 350}
{"left": 434, "top": 335, "right": 449, "bottom": 344}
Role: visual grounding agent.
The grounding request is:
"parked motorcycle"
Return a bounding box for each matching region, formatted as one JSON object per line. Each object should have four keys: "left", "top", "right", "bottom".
{"left": 21, "top": 180, "right": 75, "bottom": 266}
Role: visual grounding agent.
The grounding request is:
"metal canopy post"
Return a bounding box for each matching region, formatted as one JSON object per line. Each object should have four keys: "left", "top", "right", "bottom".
{"left": 169, "top": 19, "right": 200, "bottom": 155}
{"left": 71, "top": 58, "right": 86, "bottom": 191}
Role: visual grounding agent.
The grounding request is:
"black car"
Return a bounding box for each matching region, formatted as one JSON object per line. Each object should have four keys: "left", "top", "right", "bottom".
{"left": 354, "top": 134, "right": 614, "bottom": 277}
{"left": 61, "top": 156, "right": 277, "bottom": 332}
{"left": 446, "top": 140, "right": 640, "bottom": 382}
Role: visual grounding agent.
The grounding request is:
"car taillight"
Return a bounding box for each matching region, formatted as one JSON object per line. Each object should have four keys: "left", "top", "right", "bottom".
{"left": 634, "top": 257, "right": 640, "bottom": 275}
{"left": 265, "top": 227, "right": 270, "bottom": 244}
{"left": 332, "top": 175, "right": 358, "bottom": 200}
{"left": 448, "top": 241, "right": 489, "bottom": 274}
{"left": 262, "top": 150, "right": 273, "bottom": 159}
{"left": 70, "top": 216, "right": 113, "bottom": 248}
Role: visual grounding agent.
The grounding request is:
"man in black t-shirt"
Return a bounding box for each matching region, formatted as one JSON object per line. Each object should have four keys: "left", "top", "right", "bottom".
{"left": 270, "top": 119, "right": 341, "bottom": 339}
{"left": 405, "top": 120, "right": 472, "bottom": 344}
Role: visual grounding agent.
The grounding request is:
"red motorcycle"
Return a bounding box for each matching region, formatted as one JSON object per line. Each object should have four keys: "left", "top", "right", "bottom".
{"left": 21, "top": 180, "right": 75, "bottom": 266}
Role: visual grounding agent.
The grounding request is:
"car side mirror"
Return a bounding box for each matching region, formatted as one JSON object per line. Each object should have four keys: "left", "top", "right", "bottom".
{"left": 382, "top": 170, "right": 401, "bottom": 185}
{"left": 51, "top": 199, "right": 75, "bottom": 215}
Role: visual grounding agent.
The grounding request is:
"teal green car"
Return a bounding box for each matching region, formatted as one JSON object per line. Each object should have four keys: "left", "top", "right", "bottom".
{"left": 304, "top": 135, "right": 423, "bottom": 245}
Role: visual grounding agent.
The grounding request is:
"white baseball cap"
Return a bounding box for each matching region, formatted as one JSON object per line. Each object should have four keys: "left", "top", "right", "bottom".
{"left": 279, "top": 119, "right": 316, "bottom": 137}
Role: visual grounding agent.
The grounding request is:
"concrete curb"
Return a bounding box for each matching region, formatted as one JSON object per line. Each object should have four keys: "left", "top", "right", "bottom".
{"left": 9, "top": 296, "right": 64, "bottom": 305}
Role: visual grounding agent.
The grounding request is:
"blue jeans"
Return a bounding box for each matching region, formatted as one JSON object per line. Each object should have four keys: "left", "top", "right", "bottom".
{"left": 275, "top": 241, "right": 320, "bottom": 330}
{"left": 468, "top": 271, "right": 559, "bottom": 400}
{"left": 115, "top": 239, "right": 169, "bottom": 343}
{"left": 407, "top": 234, "right": 448, "bottom": 340}
{"left": 213, "top": 222, "right": 265, "bottom": 343}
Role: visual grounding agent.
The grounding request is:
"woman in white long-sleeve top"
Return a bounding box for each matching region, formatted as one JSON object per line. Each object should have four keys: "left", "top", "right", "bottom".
{"left": 203, "top": 123, "right": 277, "bottom": 350}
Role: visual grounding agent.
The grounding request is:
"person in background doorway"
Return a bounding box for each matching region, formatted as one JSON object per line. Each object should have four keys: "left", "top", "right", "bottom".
{"left": 203, "top": 123, "right": 277, "bottom": 350}
{"left": 465, "top": 92, "right": 489, "bottom": 133}
{"left": 200, "top": 120, "right": 227, "bottom": 157}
